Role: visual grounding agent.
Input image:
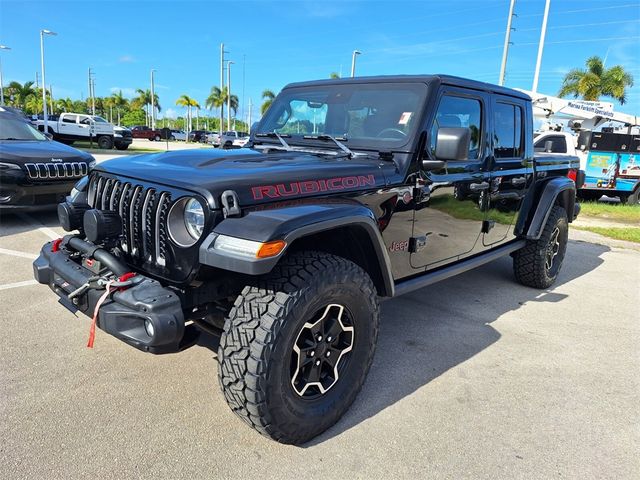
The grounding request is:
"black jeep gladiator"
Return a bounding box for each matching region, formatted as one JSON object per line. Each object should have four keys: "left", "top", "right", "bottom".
{"left": 33, "top": 75, "right": 581, "bottom": 444}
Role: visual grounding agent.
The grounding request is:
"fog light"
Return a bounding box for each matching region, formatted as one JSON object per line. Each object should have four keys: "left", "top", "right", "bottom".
{"left": 144, "top": 319, "right": 155, "bottom": 337}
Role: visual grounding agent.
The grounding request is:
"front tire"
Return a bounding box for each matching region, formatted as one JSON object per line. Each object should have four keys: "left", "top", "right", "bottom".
{"left": 513, "top": 205, "right": 569, "bottom": 289}
{"left": 218, "top": 251, "right": 379, "bottom": 444}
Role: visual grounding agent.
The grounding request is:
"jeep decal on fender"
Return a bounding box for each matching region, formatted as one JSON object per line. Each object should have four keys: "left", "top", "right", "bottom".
{"left": 251, "top": 174, "right": 377, "bottom": 200}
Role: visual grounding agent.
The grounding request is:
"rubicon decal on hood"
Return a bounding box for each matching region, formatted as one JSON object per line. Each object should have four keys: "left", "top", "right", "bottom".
{"left": 251, "top": 174, "right": 377, "bottom": 200}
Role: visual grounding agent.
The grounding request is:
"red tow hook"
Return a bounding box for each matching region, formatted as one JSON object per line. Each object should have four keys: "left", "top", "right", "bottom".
{"left": 51, "top": 238, "right": 63, "bottom": 252}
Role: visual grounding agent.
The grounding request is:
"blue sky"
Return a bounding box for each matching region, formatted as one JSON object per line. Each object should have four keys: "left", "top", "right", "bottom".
{"left": 1, "top": 0, "right": 639, "bottom": 123}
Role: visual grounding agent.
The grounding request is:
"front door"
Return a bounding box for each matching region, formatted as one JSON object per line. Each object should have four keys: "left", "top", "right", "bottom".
{"left": 411, "top": 88, "right": 490, "bottom": 269}
{"left": 482, "top": 97, "right": 531, "bottom": 246}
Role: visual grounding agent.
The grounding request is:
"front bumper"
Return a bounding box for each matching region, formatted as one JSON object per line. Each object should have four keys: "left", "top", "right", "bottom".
{"left": 0, "top": 178, "right": 75, "bottom": 210}
{"left": 33, "top": 239, "right": 190, "bottom": 353}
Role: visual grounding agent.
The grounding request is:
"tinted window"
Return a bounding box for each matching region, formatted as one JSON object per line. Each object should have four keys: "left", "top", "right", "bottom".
{"left": 534, "top": 135, "right": 567, "bottom": 154}
{"left": 62, "top": 115, "right": 77, "bottom": 124}
{"left": 430, "top": 95, "right": 482, "bottom": 159}
{"left": 494, "top": 102, "right": 523, "bottom": 158}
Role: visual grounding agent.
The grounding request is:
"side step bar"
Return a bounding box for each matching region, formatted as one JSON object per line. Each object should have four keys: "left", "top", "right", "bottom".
{"left": 393, "top": 240, "right": 526, "bottom": 297}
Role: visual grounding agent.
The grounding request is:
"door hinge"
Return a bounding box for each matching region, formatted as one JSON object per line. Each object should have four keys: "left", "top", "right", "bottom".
{"left": 482, "top": 220, "right": 495, "bottom": 233}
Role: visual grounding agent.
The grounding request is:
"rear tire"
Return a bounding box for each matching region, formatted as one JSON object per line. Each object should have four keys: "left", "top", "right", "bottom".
{"left": 97, "top": 135, "right": 113, "bottom": 149}
{"left": 154, "top": 134, "right": 161, "bottom": 141}
{"left": 218, "top": 251, "right": 379, "bottom": 444}
{"left": 513, "top": 205, "right": 568, "bottom": 289}
{"left": 627, "top": 188, "right": 640, "bottom": 205}
{"left": 115, "top": 144, "right": 129, "bottom": 151}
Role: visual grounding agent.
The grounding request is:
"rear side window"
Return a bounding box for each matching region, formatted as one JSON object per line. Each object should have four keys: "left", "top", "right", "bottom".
{"left": 430, "top": 95, "right": 482, "bottom": 159}
{"left": 494, "top": 102, "right": 523, "bottom": 158}
{"left": 534, "top": 135, "right": 568, "bottom": 153}
{"left": 62, "top": 115, "right": 77, "bottom": 123}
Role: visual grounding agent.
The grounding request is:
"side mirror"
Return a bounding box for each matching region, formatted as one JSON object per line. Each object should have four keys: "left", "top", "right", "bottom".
{"left": 434, "top": 127, "right": 470, "bottom": 161}
{"left": 544, "top": 140, "right": 553, "bottom": 153}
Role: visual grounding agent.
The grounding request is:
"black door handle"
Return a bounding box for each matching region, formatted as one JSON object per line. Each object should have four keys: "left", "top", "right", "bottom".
{"left": 511, "top": 176, "right": 527, "bottom": 185}
{"left": 469, "top": 181, "right": 489, "bottom": 191}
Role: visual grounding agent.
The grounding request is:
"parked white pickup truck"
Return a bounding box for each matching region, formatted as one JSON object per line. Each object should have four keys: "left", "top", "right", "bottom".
{"left": 35, "top": 113, "right": 115, "bottom": 149}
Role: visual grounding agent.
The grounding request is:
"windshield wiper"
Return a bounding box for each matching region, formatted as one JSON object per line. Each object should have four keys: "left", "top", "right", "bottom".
{"left": 255, "top": 132, "right": 292, "bottom": 151}
{"left": 302, "top": 134, "right": 354, "bottom": 158}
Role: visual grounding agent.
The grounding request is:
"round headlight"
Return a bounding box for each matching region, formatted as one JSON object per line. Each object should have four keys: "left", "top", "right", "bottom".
{"left": 167, "top": 197, "right": 206, "bottom": 248}
{"left": 184, "top": 198, "right": 205, "bottom": 240}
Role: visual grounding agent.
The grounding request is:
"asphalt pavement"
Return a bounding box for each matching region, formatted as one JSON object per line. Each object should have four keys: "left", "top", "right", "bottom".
{"left": 0, "top": 211, "right": 638, "bottom": 479}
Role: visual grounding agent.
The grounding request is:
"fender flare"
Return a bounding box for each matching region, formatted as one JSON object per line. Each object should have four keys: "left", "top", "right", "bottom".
{"left": 199, "top": 202, "right": 395, "bottom": 296}
{"left": 518, "top": 177, "right": 576, "bottom": 240}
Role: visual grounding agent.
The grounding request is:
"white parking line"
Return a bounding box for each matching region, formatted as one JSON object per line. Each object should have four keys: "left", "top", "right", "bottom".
{"left": 0, "top": 248, "right": 38, "bottom": 260}
{"left": 18, "top": 213, "right": 60, "bottom": 240}
{"left": 0, "top": 279, "right": 38, "bottom": 291}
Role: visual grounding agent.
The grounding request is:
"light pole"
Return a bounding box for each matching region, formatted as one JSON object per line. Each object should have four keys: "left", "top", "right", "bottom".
{"left": 227, "top": 60, "right": 234, "bottom": 131}
{"left": 532, "top": 0, "right": 551, "bottom": 93}
{"left": 350, "top": 50, "right": 361, "bottom": 78}
{"left": 219, "top": 43, "right": 225, "bottom": 138}
{"left": 0, "top": 45, "right": 10, "bottom": 105}
{"left": 498, "top": 0, "right": 516, "bottom": 86}
{"left": 150, "top": 69, "right": 156, "bottom": 130}
{"left": 40, "top": 29, "right": 57, "bottom": 134}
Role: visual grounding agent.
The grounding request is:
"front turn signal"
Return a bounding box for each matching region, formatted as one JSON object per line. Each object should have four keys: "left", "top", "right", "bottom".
{"left": 257, "top": 240, "right": 287, "bottom": 258}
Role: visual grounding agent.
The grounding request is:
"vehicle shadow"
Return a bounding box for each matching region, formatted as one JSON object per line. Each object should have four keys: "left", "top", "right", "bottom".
{"left": 190, "top": 239, "right": 610, "bottom": 446}
{"left": 304, "top": 239, "right": 609, "bottom": 446}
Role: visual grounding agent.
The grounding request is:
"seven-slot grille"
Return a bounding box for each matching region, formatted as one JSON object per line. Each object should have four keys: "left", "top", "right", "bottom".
{"left": 87, "top": 174, "right": 172, "bottom": 267}
{"left": 25, "top": 162, "right": 88, "bottom": 180}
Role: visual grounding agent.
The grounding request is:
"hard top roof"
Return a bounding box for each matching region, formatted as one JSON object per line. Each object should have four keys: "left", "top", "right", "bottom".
{"left": 283, "top": 74, "right": 531, "bottom": 101}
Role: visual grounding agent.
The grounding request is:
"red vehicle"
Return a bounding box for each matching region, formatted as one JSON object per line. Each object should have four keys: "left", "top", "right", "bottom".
{"left": 130, "top": 125, "right": 163, "bottom": 141}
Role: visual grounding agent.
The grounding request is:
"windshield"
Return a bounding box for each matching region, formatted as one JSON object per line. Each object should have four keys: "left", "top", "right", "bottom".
{"left": 256, "top": 82, "right": 428, "bottom": 150}
{"left": 0, "top": 117, "right": 47, "bottom": 141}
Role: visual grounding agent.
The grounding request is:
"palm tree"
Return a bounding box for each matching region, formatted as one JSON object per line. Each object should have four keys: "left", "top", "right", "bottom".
{"left": 558, "top": 56, "right": 634, "bottom": 104}
{"left": 261, "top": 89, "right": 276, "bottom": 115}
{"left": 7, "top": 81, "right": 36, "bottom": 109}
{"left": 134, "top": 88, "right": 161, "bottom": 125}
{"left": 206, "top": 86, "right": 239, "bottom": 133}
{"left": 176, "top": 94, "right": 196, "bottom": 138}
{"left": 25, "top": 95, "right": 43, "bottom": 115}
{"left": 56, "top": 97, "right": 74, "bottom": 112}
{"left": 110, "top": 90, "right": 128, "bottom": 125}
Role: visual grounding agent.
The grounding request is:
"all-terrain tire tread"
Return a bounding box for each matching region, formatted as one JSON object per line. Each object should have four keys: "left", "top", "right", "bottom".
{"left": 218, "top": 251, "right": 379, "bottom": 444}
{"left": 513, "top": 205, "right": 567, "bottom": 289}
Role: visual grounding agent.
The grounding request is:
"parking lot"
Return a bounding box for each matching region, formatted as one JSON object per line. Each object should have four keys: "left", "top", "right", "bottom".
{"left": 1, "top": 211, "right": 638, "bottom": 479}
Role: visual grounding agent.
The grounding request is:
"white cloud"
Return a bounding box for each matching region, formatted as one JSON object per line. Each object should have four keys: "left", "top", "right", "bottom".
{"left": 109, "top": 87, "right": 137, "bottom": 98}
{"left": 118, "top": 55, "right": 135, "bottom": 63}
{"left": 164, "top": 108, "right": 178, "bottom": 120}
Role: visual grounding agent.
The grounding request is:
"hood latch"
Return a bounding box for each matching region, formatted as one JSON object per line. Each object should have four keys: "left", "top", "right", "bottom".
{"left": 221, "top": 190, "right": 241, "bottom": 218}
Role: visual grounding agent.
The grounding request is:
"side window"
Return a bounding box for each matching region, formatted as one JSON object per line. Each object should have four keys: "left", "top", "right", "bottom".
{"left": 62, "top": 115, "right": 77, "bottom": 124}
{"left": 534, "top": 135, "right": 568, "bottom": 153}
{"left": 494, "top": 102, "right": 524, "bottom": 158}
{"left": 79, "top": 115, "right": 91, "bottom": 125}
{"left": 430, "top": 95, "right": 482, "bottom": 160}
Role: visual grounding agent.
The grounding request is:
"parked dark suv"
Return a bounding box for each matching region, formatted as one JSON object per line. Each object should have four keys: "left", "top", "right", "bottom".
{"left": 0, "top": 109, "right": 94, "bottom": 211}
{"left": 34, "top": 75, "right": 581, "bottom": 444}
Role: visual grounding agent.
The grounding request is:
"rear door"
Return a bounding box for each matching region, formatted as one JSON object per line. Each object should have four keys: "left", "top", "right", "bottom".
{"left": 58, "top": 114, "right": 79, "bottom": 138}
{"left": 483, "top": 96, "right": 531, "bottom": 246}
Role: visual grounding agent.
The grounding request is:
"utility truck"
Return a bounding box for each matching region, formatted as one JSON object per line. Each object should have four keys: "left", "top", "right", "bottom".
{"left": 35, "top": 113, "right": 116, "bottom": 149}
{"left": 522, "top": 90, "right": 640, "bottom": 203}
